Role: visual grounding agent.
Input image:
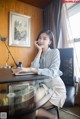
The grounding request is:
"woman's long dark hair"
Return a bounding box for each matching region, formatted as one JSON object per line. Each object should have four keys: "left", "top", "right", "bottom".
{"left": 36, "top": 30, "right": 56, "bottom": 49}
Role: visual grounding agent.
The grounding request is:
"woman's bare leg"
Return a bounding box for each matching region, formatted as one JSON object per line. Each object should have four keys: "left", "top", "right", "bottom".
{"left": 36, "top": 101, "right": 57, "bottom": 119}
{"left": 35, "top": 87, "right": 57, "bottom": 119}
{"left": 36, "top": 108, "right": 56, "bottom": 119}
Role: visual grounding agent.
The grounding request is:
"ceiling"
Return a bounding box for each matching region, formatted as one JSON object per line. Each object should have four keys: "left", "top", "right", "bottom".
{"left": 18, "top": 0, "right": 52, "bottom": 9}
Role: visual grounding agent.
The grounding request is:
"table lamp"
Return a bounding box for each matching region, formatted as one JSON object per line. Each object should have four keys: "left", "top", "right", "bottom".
{"left": 0, "top": 35, "right": 21, "bottom": 68}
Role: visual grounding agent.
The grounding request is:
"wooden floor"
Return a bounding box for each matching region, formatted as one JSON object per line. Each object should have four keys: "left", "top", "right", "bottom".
{"left": 37, "top": 105, "right": 80, "bottom": 119}
{"left": 62, "top": 104, "right": 80, "bottom": 116}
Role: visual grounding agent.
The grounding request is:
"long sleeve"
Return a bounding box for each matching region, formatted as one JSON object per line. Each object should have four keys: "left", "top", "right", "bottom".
{"left": 31, "top": 58, "right": 40, "bottom": 68}
{"left": 31, "top": 50, "right": 42, "bottom": 68}
{"left": 31, "top": 48, "right": 62, "bottom": 78}
{"left": 38, "top": 49, "right": 62, "bottom": 77}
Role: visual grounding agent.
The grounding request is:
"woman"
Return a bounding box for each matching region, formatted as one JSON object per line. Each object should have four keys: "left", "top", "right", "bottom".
{"left": 16, "top": 30, "right": 66, "bottom": 119}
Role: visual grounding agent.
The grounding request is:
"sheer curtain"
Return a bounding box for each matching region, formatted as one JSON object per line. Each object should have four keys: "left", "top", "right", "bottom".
{"left": 57, "top": 4, "right": 71, "bottom": 48}
{"left": 58, "top": 4, "right": 80, "bottom": 82}
{"left": 61, "top": 4, "right": 80, "bottom": 82}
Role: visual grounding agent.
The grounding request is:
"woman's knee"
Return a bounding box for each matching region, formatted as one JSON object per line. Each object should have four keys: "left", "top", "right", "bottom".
{"left": 35, "top": 87, "right": 46, "bottom": 102}
{"left": 43, "top": 101, "right": 52, "bottom": 108}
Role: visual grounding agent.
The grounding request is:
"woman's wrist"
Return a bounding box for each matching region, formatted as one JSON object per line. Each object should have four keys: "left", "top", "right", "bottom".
{"left": 38, "top": 49, "right": 42, "bottom": 53}
{"left": 38, "top": 50, "right": 42, "bottom": 56}
{"left": 30, "top": 67, "right": 38, "bottom": 73}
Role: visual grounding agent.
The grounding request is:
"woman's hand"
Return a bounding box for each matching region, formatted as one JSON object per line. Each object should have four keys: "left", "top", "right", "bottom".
{"left": 18, "top": 67, "right": 30, "bottom": 73}
{"left": 34, "top": 41, "right": 42, "bottom": 52}
{"left": 13, "top": 67, "right": 38, "bottom": 74}
{"left": 12, "top": 67, "right": 30, "bottom": 74}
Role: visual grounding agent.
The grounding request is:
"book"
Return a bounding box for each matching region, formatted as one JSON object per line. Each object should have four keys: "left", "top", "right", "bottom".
{"left": 11, "top": 68, "right": 35, "bottom": 76}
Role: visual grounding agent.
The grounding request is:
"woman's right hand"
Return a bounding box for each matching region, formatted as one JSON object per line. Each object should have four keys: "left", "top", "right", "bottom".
{"left": 34, "top": 41, "right": 42, "bottom": 52}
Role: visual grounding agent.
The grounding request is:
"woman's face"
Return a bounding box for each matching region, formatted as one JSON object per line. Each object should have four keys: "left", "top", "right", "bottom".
{"left": 37, "top": 33, "right": 51, "bottom": 49}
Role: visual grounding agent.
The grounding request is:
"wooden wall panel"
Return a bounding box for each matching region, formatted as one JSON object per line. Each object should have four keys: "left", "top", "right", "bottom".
{"left": 0, "top": 0, "right": 43, "bottom": 67}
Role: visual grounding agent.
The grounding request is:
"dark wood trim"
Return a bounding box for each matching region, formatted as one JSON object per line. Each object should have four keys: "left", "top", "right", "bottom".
{"left": 18, "top": 0, "right": 52, "bottom": 9}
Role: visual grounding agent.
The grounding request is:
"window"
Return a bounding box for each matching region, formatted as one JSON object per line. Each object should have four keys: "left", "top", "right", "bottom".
{"left": 69, "top": 12, "right": 80, "bottom": 69}
{"left": 67, "top": 3, "right": 80, "bottom": 80}
{"left": 69, "top": 12, "right": 80, "bottom": 38}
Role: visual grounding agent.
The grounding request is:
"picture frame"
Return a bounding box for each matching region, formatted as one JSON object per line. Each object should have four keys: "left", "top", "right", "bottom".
{"left": 9, "top": 12, "right": 31, "bottom": 47}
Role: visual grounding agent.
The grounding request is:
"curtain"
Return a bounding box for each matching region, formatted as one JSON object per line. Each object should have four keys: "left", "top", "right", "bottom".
{"left": 58, "top": 4, "right": 71, "bottom": 48}
{"left": 43, "top": 1, "right": 71, "bottom": 48}
{"left": 43, "top": 0, "right": 62, "bottom": 47}
{"left": 61, "top": 4, "right": 80, "bottom": 82}
{"left": 43, "top": 2, "right": 80, "bottom": 82}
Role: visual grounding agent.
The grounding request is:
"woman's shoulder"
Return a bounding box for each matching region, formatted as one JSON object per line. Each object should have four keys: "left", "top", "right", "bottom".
{"left": 50, "top": 48, "right": 59, "bottom": 54}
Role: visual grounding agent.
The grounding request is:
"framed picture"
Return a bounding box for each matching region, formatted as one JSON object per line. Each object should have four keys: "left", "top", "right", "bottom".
{"left": 9, "top": 12, "right": 31, "bottom": 47}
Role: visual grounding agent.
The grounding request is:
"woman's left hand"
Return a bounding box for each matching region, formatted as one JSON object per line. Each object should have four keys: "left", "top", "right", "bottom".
{"left": 19, "top": 67, "right": 30, "bottom": 73}
{"left": 15, "top": 67, "right": 38, "bottom": 74}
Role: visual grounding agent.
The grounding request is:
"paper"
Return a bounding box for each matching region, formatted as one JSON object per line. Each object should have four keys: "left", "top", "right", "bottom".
{"left": 11, "top": 68, "right": 35, "bottom": 76}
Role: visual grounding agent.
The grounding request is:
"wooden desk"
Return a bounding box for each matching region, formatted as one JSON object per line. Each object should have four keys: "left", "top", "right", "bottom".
{"left": 0, "top": 68, "right": 50, "bottom": 84}
{"left": 0, "top": 68, "right": 52, "bottom": 119}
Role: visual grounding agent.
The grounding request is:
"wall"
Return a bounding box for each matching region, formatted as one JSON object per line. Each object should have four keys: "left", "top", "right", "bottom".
{"left": 0, "top": 0, "right": 43, "bottom": 67}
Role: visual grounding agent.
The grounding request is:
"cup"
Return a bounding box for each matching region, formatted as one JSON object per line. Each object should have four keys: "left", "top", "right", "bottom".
{"left": 16, "top": 62, "right": 22, "bottom": 68}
